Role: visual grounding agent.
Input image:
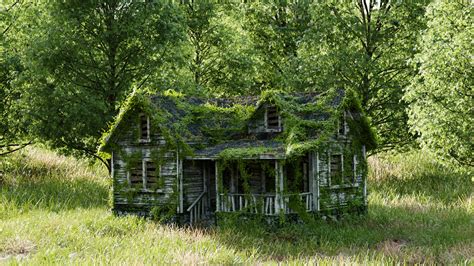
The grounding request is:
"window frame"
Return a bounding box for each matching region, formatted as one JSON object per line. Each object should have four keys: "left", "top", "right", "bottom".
{"left": 126, "top": 159, "right": 164, "bottom": 193}
{"left": 337, "top": 112, "right": 348, "bottom": 137}
{"left": 138, "top": 113, "right": 151, "bottom": 143}
{"left": 264, "top": 105, "right": 282, "bottom": 132}
{"left": 126, "top": 160, "right": 144, "bottom": 189}
{"left": 328, "top": 153, "right": 343, "bottom": 187}
{"left": 328, "top": 152, "right": 357, "bottom": 188}
{"left": 142, "top": 159, "right": 163, "bottom": 193}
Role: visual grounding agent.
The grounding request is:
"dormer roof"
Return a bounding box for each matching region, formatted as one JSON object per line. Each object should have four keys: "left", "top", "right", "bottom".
{"left": 99, "top": 89, "right": 376, "bottom": 158}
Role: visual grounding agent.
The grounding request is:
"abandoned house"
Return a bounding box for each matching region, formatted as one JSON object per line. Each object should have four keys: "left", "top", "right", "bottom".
{"left": 98, "top": 89, "right": 376, "bottom": 224}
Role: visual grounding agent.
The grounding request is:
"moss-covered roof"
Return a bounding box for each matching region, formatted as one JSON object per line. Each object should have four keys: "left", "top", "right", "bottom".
{"left": 99, "top": 89, "right": 376, "bottom": 159}
{"left": 193, "top": 139, "right": 285, "bottom": 159}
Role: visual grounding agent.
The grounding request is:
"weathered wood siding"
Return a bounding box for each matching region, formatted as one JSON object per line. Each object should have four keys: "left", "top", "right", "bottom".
{"left": 111, "top": 112, "right": 178, "bottom": 214}
{"left": 248, "top": 104, "right": 282, "bottom": 134}
{"left": 314, "top": 142, "right": 366, "bottom": 213}
{"left": 182, "top": 160, "right": 204, "bottom": 208}
{"left": 247, "top": 106, "right": 266, "bottom": 134}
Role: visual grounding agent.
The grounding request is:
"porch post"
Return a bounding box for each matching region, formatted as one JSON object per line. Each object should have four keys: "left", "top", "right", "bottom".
{"left": 275, "top": 160, "right": 284, "bottom": 214}
{"left": 178, "top": 159, "right": 183, "bottom": 214}
{"left": 309, "top": 152, "right": 316, "bottom": 212}
{"left": 215, "top": 161, "right": 220, "bottom": 212}
{"left": 315, "top": 152, "right": 320, "bottom": 211}
{"left": 362, "top": 145, "right": 367, "bottom": 206}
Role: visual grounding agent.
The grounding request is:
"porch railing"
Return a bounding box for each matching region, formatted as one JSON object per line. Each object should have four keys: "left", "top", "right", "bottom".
{"left": 187, "top": 191, "right": 207, "bottom": 224}
{"left": 218, "top": 192, "right": 313, "bottom": 215}
{"left": 282, "top": 192, "right": 313, "bottom": 213}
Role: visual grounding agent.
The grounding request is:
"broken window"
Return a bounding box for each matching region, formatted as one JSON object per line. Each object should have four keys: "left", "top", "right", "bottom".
{"left": 330, "top": 153, "right": 356, "bottom": 185}
{"left": 128, "top": 162, "right": 143, "bottom": 189}
{"left": 330, "top": 154, "right": 343, "bottom": 185}
{"left": 338, "top": 113, "right": 346, "bottom": 136}
{"left": 144, "top": 161, "right": 159, "bottom": 189}
{"left": 128, "top": 160, "right": 163, "bottom": 191}
{"left": 139, "top": 113, "right": 149, "bottom": 141}
{"left": 266, "top": 106, "right": 281, "bottom": 131}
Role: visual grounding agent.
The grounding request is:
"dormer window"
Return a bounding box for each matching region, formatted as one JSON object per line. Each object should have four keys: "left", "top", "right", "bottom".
{"left": 338, "top": 112, "right": 347, "bottom": 136}
{"left": 139, "top": 113, "right": 150, "bottom": 142}
{"left": 265, "top": 106, "right": 281, "bottom": 132}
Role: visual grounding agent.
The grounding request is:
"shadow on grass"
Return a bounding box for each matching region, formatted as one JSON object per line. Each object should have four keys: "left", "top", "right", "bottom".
{"left": 0, "top": 158, "right": 109, "bottom": 214}
{"left": 368, "top": 154, "right": 473, "bottom": 206}
{"left": 209, "top": 159, "right": 473, "bottom": 264}
{"left": 371, "top": 171, "right": 472, "bottom": 206}
{"left": 1, "top": 178, "right": 109, "bottom": 213}
{"left": 210, "top": 203, "right": 472, "bottom": 264}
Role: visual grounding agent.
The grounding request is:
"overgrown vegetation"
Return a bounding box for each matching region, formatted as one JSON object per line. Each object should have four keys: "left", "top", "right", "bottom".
{"left": 1, "top": 147, "right": 471, "bottom": 264}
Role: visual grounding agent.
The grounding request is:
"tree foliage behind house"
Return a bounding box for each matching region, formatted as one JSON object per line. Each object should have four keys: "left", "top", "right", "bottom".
{"left": 0, "top": 0, "right": 471, "bottom": 170}
{"left": 406, "top": 1, "right": 473, "bottom": 167}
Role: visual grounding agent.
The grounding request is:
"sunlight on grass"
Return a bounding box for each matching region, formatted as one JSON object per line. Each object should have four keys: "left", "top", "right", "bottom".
{"left": 0, "top": 147, "right": 472, "bottom": 264}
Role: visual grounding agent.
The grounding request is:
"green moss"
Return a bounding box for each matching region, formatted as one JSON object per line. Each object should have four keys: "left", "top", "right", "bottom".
{"left": 99, "top": 88, "right": 375, "bottom": 221}
{"left": 99, "top": 88, "right": 376, "bottom": 159}
{"left": 218, "top": 147, "right": 279, "bottom": 160}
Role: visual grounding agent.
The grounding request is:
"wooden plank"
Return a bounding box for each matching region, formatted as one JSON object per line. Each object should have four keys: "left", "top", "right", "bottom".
{"left": 215, "top": 162, "right": 220, "bottom": 212}
{"left": 274, "top": 160, "right": 284, "bottom": 214}
{"left": 111, "top": 151, "right": 115, "bottom": 178}
{"left": 362, "top": 145, "right": 367, "bottom": 206}
{"left": 179, "top": 158, "right": 183, "bottom": 214}
{"left": 316, "top": 152, "right": 321, "bottom": 211}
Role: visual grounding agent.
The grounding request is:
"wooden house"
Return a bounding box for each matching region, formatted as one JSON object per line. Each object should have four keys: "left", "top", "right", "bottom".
{"left": 99, "top": 89, "right": 376, "bottom": 224}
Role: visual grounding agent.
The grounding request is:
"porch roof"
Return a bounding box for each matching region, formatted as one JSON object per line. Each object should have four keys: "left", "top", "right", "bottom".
{"left": 191, "top": 139, "right": 286, "bottom": 160}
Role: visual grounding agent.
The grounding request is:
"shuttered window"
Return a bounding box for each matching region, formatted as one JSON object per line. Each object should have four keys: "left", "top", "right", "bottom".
{"left": 144, "top": 161, "right": 159, "bottom": 189}
{"left": 128, "top": 162, "right": 143, "bottom": 189}
{"left": 128, "top": 160, "right": 163, "bottom": 191}
{"left": 139, "top": 113, "right": 150, "bottom": 141}
{"left": 330, "top": 154, "right": 343, "bottom": 183}
{"left": 266, "top": 106, "right": 281, "bottom": 131}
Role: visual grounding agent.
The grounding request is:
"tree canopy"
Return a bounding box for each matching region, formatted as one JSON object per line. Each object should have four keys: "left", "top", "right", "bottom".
{"left": 0, "top": 0, "right": 471, "bottom": 169}
{"left": 406, "top": 1, "right": 473, "bottom": 166}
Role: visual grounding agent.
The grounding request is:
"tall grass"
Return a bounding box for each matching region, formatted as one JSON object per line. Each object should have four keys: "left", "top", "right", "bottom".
{"left": 0, "top": 147, "right": 472, "bottom": 264}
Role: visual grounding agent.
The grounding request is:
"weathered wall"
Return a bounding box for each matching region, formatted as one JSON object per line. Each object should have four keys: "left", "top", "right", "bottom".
{"left": 315, "top": 142, "right": 366, "bottom": 213}
{"left": 247, "top": 106, "right": 267, "bottom": 134}
{"left": 182, "top": 160, "right": 204, "bottom": 208}
{"left": 111, "top": 113, "right": 178, "bottom": 214}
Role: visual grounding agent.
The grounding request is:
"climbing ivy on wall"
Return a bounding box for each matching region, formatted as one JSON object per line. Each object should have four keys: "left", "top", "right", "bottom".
{"left": 99, "top": 87, "right": 374, "bottom": 222}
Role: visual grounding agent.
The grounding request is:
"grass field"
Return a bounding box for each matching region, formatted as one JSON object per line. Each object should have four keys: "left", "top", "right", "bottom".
{"left": 0, "top": 147, "right": 472, "bottom": 264}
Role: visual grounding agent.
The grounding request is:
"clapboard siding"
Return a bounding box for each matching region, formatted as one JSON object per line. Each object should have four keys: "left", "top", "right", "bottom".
{"left": 317, "top": 144, "right": 366, "bottom": 212}
{"left": 183, "top": 160, "right": 204, "bottom": 208}
{"left": 111, "top": 117, "right": 178, "bottom": 214}
{"left": 109, "top": 107, "right": 368, "bottom": 220}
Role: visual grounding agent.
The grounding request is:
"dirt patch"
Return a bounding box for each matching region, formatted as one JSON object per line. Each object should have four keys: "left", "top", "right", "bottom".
{"left": 376, "top": 238, "right": 408, "bottom": 256}
{"left": 0, "top": 237, "right": 36, "bottom": 261}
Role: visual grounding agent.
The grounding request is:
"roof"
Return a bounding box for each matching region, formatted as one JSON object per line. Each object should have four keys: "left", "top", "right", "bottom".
{"left": 99, "top": 89, "right": 376, "bottom": 158}
{"left": 192, "top": 139, "right": 286, "bottom": 159}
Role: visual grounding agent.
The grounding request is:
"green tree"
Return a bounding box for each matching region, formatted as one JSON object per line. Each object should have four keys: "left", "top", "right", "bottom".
{"left": 242, "top": 1, "right": 311, "bottom": 92}
{"left": 299, "top": 0, "right": 429, "bottom": 151}
{"left": 17, "top": 1, "right": 184, "bottom": 167}
{"left": 0, "top": 0, "right": 30, "bottom": 156}
{"left": 405, "top": 1, "right": 473, "bottom": 166}
{"left": 181, "top": 2, "right": 255, "bottom": 96}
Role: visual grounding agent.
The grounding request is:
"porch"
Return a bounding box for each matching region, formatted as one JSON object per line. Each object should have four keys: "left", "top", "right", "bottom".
{"left": 183, "top": 156, "right": 318, "bottom": 223}
{"left": 218, "top": 192, "right": 313, "bottom": 215}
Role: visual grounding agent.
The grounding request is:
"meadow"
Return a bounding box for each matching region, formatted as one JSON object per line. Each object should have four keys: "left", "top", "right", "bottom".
{"left": 0, "top": 147, "right": 472, "bottom": 264}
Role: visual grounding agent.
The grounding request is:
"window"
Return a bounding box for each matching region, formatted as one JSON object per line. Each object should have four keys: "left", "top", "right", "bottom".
{"left": 330, "top": 154, "right": 343, "bottom": 184}
{"left": 139, "top": 113, "right": 150, "bottom": 141}
{"left": 330, "top": 153, "right": 356, "bottom": 185}
{"left": 338, "top": 113, "right": 346, "bottom": 136}
{"left": 144, "top": 161, "right": 159, "bottom": 189}
{"left": 128, "top": 162, "right": 143, "bottom": 189}
{"left": 265, "top": 106, "right": 281, "bottom": 131}
{"left": 127, "top": 160, "right": 163, "bottom": 191}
